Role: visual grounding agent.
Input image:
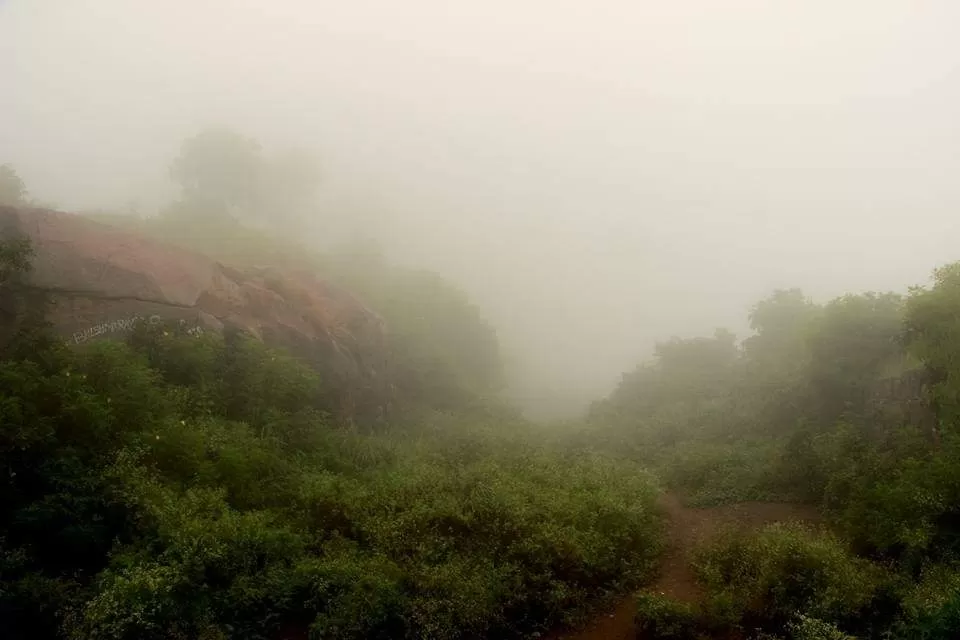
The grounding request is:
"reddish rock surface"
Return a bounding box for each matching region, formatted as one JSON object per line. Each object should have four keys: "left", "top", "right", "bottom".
{"left": 0, "top": 206, "right": 392, "bottom": 425}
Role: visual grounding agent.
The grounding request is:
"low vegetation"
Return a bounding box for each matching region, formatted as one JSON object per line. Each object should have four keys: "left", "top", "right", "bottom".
{"left": 693, "top": 524, "right": 894, "bottom": 637}
{"left": 593, "top": 272, "right": 960, "bottom": 638}
{"left": 7, "top": 158, "right": 960, "bottom": 638}
{"left": 0, "top": 236, "right": 663, "bottom": 639}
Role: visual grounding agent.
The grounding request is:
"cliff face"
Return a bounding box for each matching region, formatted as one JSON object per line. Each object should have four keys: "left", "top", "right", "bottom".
{"left": 0, "top": 206, "right": 392, "bottom": 425}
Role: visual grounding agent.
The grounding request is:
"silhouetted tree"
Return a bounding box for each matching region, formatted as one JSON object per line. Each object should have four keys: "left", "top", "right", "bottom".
{"left": 0, "top": 165, "right": 27, "bottom": 206}
{"left": 170, "top": 128, "right": 263, "bottom": 216}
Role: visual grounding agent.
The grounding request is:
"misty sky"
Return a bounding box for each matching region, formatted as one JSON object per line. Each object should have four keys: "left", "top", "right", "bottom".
{"left": 4, "top": 1, "right": 960, "bottom": 414}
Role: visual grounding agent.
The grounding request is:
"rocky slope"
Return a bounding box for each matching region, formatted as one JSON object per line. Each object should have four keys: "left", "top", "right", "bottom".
{"left": 0, "top": 206, "right": 392, "bottom": 426}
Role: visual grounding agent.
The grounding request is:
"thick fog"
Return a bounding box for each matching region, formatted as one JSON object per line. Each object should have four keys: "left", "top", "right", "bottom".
{"left": 4, "top": 1, "right": 960, "bottom": 417}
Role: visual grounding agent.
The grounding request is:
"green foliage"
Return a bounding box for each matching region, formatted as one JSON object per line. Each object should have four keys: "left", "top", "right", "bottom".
{"left": 786, "top": 615, "right": 857, "bottom": 640}
{"left": 329, "top": 251, "right": 505, "bottom": 403}
{"left": 592, "top": 260, "right": 960, "bottom": 639}
{"left": 805, "top": 293, "right": 905, "bottom": 421}
{"left": 634, "top": 592, "right": 701, "bottom": 639}
{"left": 19, "top": 180, "right": 960, "bottom": 640}
{"left": 905, "top": 261, "right": 960, "bottom": 431}
{"left": 0, "top": 233, "right": 33, "bottom": 284}
{"left": 0, "top": 233, "right": 41, "bottom": 356}
{"left": 597, "top": 288, "right": 913, "bottom": 447}
{"left": 126, "top": 321, "right": 327, "bottom": 428}
{"left": 835, "top": 434, "right": 960, "bottom": 563}
{"left": 693, "top": 523, "right": 890, "bottom": 636}
{"left": 660, "top": 440, "right": 790, "bottom": 506}
{"left": 890, "top": 594, "right": 960, "bottom": 640}
{"left": 0, "top": 312, "right": 662, "bottom": 639}
{"left": 592, "top": 329, "right": 742, "bottom": 443}
{"left": 889, "top": 563, "right": 960, "bottom": 640}
{"left": 740, "top": 289, "right": 820, "bottom": 425}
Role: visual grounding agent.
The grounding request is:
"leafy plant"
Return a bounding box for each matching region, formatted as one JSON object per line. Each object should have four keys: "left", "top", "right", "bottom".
{"left": 693, "top": 523, "right": 889, "bottom": 636}
{"left": 634, "top": 592, "right": 701, "bottom": 639}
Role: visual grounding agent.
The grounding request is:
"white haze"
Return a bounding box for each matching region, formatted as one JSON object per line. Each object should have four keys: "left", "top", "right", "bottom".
{"left": 4, "top": 1, "right": 960, "bottom": 417}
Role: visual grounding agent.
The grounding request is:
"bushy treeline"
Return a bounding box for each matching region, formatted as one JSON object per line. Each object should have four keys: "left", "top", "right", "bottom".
{"left": 593, "top": 270, "right": 960, "bottom": 638}
{"left": 0, "top": 238, "right": 663, "bottom": 639}
{"left": 635, "top": 520, "right": 959, "bottom": 640}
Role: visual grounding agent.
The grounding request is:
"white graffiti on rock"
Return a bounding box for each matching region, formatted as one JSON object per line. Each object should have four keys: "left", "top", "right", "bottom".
{"left": 71, "top": 314, "right": 203, "bottom": 345}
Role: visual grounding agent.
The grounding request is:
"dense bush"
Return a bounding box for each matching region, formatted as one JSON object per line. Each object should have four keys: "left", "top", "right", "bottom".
{"left": 328, "top": 249, "right": 505, "bottom": 407}
{"left": 825, "top": 435, "right": 960, "bottom": 565}
{"left": 590, "top": 264, "right": 960, "bottom": 638}
{"left": 659, "top": 439, "right": 790, "bottom": 506}
{"left": 633, "top": 592, "right": 701, "bottom": 639}
{"left": 692, "top": 523, "right": 893, "bottom": 637}
{"left": 785, "top": 615, "right": 858, "bottom": 640}
{"left": 0, "top": 276, "right": 663, "bottom": 639}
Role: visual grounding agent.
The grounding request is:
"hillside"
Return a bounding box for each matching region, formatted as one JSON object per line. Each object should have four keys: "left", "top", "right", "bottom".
{"left": 0, "top": 213, "right": 666, "bottom": 640}
{"left": 3, "top": 212, "right": 960, "bottom": 640}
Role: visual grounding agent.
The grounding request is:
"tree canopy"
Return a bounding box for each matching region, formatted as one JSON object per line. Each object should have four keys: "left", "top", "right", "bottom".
{"left": 169, "top": 128, "right": 322, "bottom": 228}
{"left": 0, "top": 164, "right": 28, "bottom": 206}
{"left": 170, "top": 128, "right": 263, "bottom": 216}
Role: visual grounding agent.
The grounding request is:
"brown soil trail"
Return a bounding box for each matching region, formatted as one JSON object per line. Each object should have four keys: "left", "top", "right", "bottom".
{"left": 547, "top": 494, "right": 821, "bottom": 640}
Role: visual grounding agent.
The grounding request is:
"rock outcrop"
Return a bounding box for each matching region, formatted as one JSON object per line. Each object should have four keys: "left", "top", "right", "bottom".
{"left": 0, "top": 206, "right": 391, "bottom": 425}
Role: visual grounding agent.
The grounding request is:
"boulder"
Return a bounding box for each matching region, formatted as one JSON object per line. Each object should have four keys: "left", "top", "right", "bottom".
{"left": 0, "top": 206, "right": 392, "bottom": 426}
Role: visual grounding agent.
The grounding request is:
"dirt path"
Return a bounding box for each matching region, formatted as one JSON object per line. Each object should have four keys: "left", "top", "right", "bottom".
{"left": 547, "top": 493, "right": 821, "bottom": 640}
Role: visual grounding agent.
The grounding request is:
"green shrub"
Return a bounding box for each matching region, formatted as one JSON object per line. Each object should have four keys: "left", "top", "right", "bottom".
{"left": 634, "top": 592, "right": 701, "bottom": 639}
{"left": 889, "top": 563, "right": 960, "bottom": 640}
{"left": 128, "top": 322, "right": 326, "bottom": 427}
{"left": 693, "top": 523, "right": 888, "bottom": 635}
{"left": 298, "top": 543, "right": 407, "bottom": 640}
{"left": 0, "top": 318, "right": 665, "bottom": 639}
{"left": 890, "top": 594, "right": 960, "bottom": 640}
{"left": 829, "top": 435, "right": 960, "bottom": 565}
{"left": 787, "top": 615, "right": 856, "bottom": 640}
{"left": 660, "top": 439, "right": 791, "bottom": 506}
